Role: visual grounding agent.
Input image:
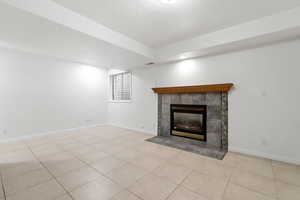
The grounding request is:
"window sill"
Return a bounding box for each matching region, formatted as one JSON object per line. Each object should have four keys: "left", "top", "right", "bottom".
{"left": 108, "top": 100, "right": 132, "bottom": 103}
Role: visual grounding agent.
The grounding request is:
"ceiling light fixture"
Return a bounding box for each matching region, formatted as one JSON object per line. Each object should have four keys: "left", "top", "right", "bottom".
{"left": 160, "top": 0, "right": 176, "bottom": 4}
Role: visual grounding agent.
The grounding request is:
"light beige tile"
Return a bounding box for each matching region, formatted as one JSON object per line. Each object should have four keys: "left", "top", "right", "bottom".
{"left": 111, "top": 137, "right": 140, "bottom": 148}
{"left": 56, "top": 166, "right": 101, "bottom": 191}
{"left": 203, "top": 160, "right": 234, "bottom": 180}
{"left": 31, "top": 145, "right": 63, "bottom": 158}
{"left": 6, "top": 180, "right": 66, "bottom": 200}
{"left": 0, "top": 142, "right": 27, "bottom": 154}
{"left": 102, "top": 145, "right": 127, "bottom": 155}
{"left": 70, "top": 177, "right": 122, "bottom": 200}
{"left": 224, "top": 183, "right": 276, "bottom": 200}
{"left": 129, "top": 153, "right": 165, "bottom": 171}
{"left": 54, "top": 137, "right": 79, "bottom": 146}
{"left": 221, "top": 152, "right": 243, "bottom": 167}
{"left": 55, "top": 194, "right": 73, "bottom": 200}
{"left": 182, "top": 171, "right": 227, "bottom": 200}
{"left": 91, "top": 142, "right": 110, "bottom": 151}
{"left": 123, "top": 132, "right": 151, "bottom": 141}
{"left": 91, "top": 156, "right": 126, "bottom": 174}
{"left": 73, "top": 135, "right": 103, "bottom": 145}
{"left": 167, "top": 186, "right": 209, "bottom": 200}
{"left": 169, "top": 153, "right": 207, "bottom": 173}
{"left": 231, "top": 169, "right": 276, "bottom": 198}
{"left": 276, "top": 181, "right": 300, "bottom": 200}
{"left": 1, "top": 160, "right": 43, "bottom": 178}
{"left": 113, "top": 148, "right": 142, "bottom": 162}
{"left": 39, "top": 152, "right": 75, "bottom": 164}
{"left": 273, "top": 165, "right": 300, "bottom": 186}
{"left": 134, "top": 142, "right": 163, "bottom": 155}
{"left": 271, "top": 160, "right": 300, "bottom": 171}
{"left": 111, "top": 190, "right": 141, "bottom": 200}
{"left": 107, "top": 163, "right": 148, "bottom": 188}
{"left": 0, "top": 150, "right": 37, "bottom": 170}
{"left": 238, "top": 155, "right": 274, "bottom": 178}
{"left": 129, "top": 174, "right": 177, "bottom": 200}
{"left": 59, "top": 142, "right": 84, "bottom": 151}
{"left": 77, "top": 151, "right": 108, "bottom": 164}
{"left": 24, "top": 137, "right": 51, "bottom": 148}
{"left": 3, "top": 168, "right": 53, "bottom": 196}
{"left": 44, "top": 157, "right": 87, "bottom": 177}
{"left": 0, "top": 183, "right": 4, "bottom": 199}
{"left": 67, "top": 146, "right": 96, "bottom": 157}
{"left": 152, "top": 163, "right": 192, "bottom": 184}
{"left": 147, "top": 146, "right": 179, "bottom": 160}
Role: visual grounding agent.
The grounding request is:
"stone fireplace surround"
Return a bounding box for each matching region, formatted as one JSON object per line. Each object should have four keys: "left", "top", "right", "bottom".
{"left": 147, "top": 84, "right": 233, "bottom": 159}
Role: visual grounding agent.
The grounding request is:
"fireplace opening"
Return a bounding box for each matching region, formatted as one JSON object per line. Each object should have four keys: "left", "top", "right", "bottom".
{"left": 170, "top": 104, "right": 207, "bottom": 141}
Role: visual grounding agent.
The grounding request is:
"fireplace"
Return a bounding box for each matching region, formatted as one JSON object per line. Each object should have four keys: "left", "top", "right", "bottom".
{"left": 170, "top": 104, "right": 207, "bottom": 141}
{"left": 149, "top": 84, "right": 233, "bottom": 159}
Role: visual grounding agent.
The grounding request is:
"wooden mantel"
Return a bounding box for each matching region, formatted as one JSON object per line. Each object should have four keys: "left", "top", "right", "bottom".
{"left": 152, "top": 83, "right": 234, "bottom": 94}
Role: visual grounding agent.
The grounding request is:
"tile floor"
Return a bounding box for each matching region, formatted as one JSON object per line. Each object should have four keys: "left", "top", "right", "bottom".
{"left": 0, "top": 125, "right": 299, "bottom": 200}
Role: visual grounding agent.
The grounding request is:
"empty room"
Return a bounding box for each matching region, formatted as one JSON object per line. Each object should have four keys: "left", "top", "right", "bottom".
{"left": 1, "top": 0, "right": 300, "bottom": 200}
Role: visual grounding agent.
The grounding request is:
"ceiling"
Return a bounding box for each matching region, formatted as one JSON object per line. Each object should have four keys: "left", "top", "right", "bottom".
{"left": 0, "top": 2, "right": 151, "bottom": 69}
{"left": 0, "top": 0, "right": 300, "bottom": 69}
{"left": 53, "top": 0, "right": 300, "bottom": 48}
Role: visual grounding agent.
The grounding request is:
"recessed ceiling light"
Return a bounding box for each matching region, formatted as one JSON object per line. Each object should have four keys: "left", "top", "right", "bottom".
{"left": 160, "top": 0, "right": 176, "bottom": 4}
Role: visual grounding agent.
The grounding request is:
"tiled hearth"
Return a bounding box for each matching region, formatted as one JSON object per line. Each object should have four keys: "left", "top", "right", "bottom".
{"left": 148, "top": 84, "right": 233, "bottom": 160}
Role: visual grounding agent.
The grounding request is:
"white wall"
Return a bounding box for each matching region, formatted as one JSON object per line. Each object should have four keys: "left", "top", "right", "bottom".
{"left": 0, "top": 47, "right": 108, "bottom": 140}
{"left": 108, "top": 39, "right": 300, "bottom": 164}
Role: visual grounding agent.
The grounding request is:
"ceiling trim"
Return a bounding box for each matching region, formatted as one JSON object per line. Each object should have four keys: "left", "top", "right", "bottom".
{"left": 2, "top": 0, "right": 155, "bottom": 59}
{"left": 156, "top": 7, "right": 300, "bottom": 62}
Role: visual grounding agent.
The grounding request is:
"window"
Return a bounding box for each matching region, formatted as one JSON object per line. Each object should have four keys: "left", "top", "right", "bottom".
{"left": 110, "top": 72, "right": 132, "bottom": 101}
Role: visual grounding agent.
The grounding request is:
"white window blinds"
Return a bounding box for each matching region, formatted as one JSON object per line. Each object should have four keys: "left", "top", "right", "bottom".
{"left": 111, "top": 72, "right": 131, "bottom": 101}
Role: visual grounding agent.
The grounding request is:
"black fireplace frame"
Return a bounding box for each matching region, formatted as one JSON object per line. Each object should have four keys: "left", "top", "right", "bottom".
{"left": 170, "top": 104, "right": 207, "bottom": 141}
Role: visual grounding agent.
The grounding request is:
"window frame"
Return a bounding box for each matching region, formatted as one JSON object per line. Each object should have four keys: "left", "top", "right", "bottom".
{"left": 109, "top": 72, "right": 132, "bottom": 103}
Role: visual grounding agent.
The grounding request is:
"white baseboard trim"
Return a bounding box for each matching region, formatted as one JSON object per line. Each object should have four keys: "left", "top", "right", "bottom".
{"left": 229, "top": 146, "right": 300, "bottom": 165}
{"left": 108, "top": 123, "right": 156, "bottom": 135}
{"left": 0, "top": 123, "right": 106, "bottom": 143}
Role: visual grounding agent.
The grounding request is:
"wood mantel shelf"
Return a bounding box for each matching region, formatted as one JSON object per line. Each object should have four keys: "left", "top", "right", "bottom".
{"left": 152, "top": 83, "right": 234, "bottom": 94}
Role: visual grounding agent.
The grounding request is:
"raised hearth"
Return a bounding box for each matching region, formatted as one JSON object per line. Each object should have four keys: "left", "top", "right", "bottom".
{"left": 148, "top": 83, "right": 234, "bottom": 160}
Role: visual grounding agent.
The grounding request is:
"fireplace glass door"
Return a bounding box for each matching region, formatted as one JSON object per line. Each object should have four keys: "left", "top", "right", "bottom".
{"left": 171, "top": 104, "right": 207, "bottom": 141}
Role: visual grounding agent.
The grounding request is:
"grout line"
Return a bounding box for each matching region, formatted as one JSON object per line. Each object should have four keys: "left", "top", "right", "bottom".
{"left": 27, "top": 145, "right": 76, "bottom": 200}
{"left": 221, "top": 169, "right": 233, "bottom": 199}
{"left": 0, "top": 173, "right": 7, "bottom": 200}
{"left": 173, "top": 169, "right": 210, "bottom": 199}
{"left": 221, "top": 157, "right": 238, "bottom": 199}
{"left": 271, "top": 162, "right": 280, "bottom": 200}
{"left": 225, "top": 165, "right": 280, "bottom": 200}
{"left": 164, "top": 171, "right": 191, "bottom": 200}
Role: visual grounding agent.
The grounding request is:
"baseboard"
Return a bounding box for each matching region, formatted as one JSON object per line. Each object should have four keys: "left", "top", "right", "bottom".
{"left": 229, "top": 146, "right": 300, "bottom": 165}
{"left": 108, "top": 123, "right": 156, "bottom": 135}
{"left": 0, "top": 123, "right": 106, "bottom": 143}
